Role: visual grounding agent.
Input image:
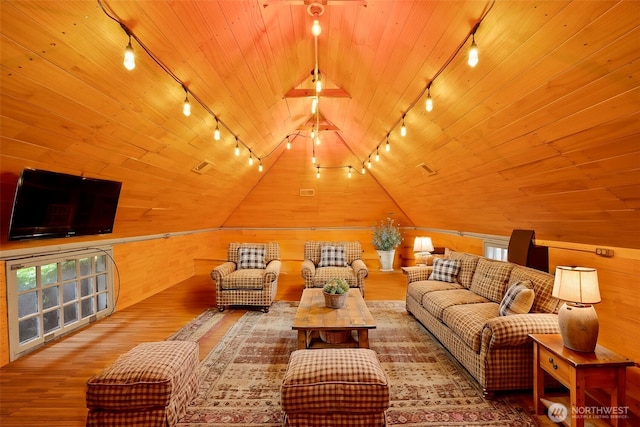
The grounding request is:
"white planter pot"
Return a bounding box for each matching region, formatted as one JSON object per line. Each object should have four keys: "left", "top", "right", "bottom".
{"left": 377, "top": 249, "right": 396, "bottom": 272}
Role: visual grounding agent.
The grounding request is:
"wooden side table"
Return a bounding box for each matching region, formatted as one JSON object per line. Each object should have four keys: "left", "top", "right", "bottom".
{"left": 530, "top": 334, "right": 633, "bottom": 427}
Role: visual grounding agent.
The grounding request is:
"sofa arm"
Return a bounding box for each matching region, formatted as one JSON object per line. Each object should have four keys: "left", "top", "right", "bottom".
{"left": 351, "top": 259, "right": 369, "bottom": 280}
{"left": 301, "top": 259, "right": 316, "bottom": 281}
{"left": 264, "top": 260, "right": 281, "bottom": 284}
{"left": 403, "top": 266, "right": 432, "bottom": 284}
{"left": 210, "top": 261, "right": 237, "bottom": 283}
{"left": 481, "top": 313, "right": 560, "bottom": 350}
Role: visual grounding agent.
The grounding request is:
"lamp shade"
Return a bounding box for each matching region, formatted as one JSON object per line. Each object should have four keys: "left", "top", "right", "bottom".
{"left": 552, "top": 266, "right": 601, "bottom": 304}
{"left": 413, "top": 237, "right": 434, "bottom": 253}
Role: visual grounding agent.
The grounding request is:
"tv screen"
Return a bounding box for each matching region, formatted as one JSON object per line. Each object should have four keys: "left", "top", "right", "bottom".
{"left": 8, "top": 169, "right": 122, "bottom": 241}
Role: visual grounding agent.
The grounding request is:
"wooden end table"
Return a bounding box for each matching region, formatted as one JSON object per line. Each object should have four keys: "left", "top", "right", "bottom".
{"left": 292, "top": 288, "right": 376, "bottom": 349}
{"left": 529, "top": 333, "right": 633, "bottom": 427}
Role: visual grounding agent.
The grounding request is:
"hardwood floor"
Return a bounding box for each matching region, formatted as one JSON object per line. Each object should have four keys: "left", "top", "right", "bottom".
{"left": 0, "top": 269, "right": 554, "bottom": 426}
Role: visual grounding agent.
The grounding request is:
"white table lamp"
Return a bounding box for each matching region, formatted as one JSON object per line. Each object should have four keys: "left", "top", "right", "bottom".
{"left": 552, "top": 266, "right": 601, "bottom": 352}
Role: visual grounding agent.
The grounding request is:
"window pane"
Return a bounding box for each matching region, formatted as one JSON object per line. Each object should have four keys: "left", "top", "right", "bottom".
{"left": 42, "top": 287, "right": 59, "bottom": 310}
{"left": 41, "top": 263, "right": 58, "bottom": 286}
{"left": 43, "top": 310, "right": 60, "bottom": 334}
{"left": 16, "top": 267, "right": 36, "bottom": 291}
{"left": 80, "top": 278, "right": 93, "bottom": 297}
{"left": 97, "top": 293, "right": 108, "bottom": 311}
{"left": 62, "top": 260, "right": 76, "bottom": 281}
{"left": 96, "top": 274, "right": 107, "bottom": 292}
{"left": 64, "top": 304, "right": 78, "bottom": 325}
{"left": 63, "top": 282, "right": 77, "bottom": 303}
{"left": 81, "top": 298, "right": 94, "bottom": 318}
{"left": 18, "top": 317, "right": 39, "bottom": 344}
{"left": 96, "top": 255, "right": 107, "bottom": 273}
{"left": 79, "top": 257, "right": 92, "bottom": 276}
{"left": 18, "top": 292, "right": 38, "bottom": 318}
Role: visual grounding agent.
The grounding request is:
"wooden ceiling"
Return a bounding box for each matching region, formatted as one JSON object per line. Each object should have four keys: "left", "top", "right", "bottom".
{"left": 1, "top": 0, "right": 639, "bottom": 248}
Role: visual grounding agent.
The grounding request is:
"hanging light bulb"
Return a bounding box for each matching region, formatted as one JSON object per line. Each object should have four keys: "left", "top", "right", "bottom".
{"left": 361, "top": 163, "right": 366, "bottom": 175}
{"left": 214, "top": 121, "right": 221, "bottom": 140}
{"left": 286, "top": 137, "right": 291, "bottom": 150}
{"left": 367, "top": 156, "right": 372, "bottom": 169}
{"left": 311, "top": 19, "right": 322, "bottom": 36}
{"left": 426, "top": 87, "right": 433, "bottom": 112}
{"left": 375, "top": 147, "right": 380, "bottom": 162}
{"left": 258, "top": 160, "right": 263, "bottom": 172}
{"left": 468, "top": 34, "right": 479, "bottom": 67}
{"left": 385, "top": 135, "right": 391, "bottom": 152}
{"left": 348, "top": 166, "right": 352, "bottom": 179}
{"left": 400, "top": 116, "right": 407, "bottom": 137}
{"left": 311, "top": 97, "right": 318, "bottom": 114}
{"left": 182, "top": 91, "right": 191, "bottom": 117}
{"left": 123, "top": 35, "right": 135, "bottom": 70}
{"left": 316, "top": 167, "right": 320, "bottom": 179}
{"left": 315, "top": 135, "right": 320, "bottom": 145}
{"left": 310, "top": 127, "right": 315, "bottom": 140}
{"left": 312, "top": 155, "right": 316, "bottom": 164}
{"left": 248, "top": 153, "right": 253, "bottom": 166}
{"left": 315, "top": 72, "right": 322, "bottom": 93}
{"left": 235, "top": 139, "right": 240, "bottom": 156}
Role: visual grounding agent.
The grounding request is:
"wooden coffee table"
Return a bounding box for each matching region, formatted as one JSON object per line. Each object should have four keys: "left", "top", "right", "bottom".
{"left": 292, "top": 288, "right": 376, "bottom": 349}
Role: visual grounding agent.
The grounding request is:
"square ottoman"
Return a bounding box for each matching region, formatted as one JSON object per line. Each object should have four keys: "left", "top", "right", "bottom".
{"left": 86, "top": 341, "right": 199, "bottom": 427}
{"left": 281, "top": 348, "right": 389, "bottom": 427}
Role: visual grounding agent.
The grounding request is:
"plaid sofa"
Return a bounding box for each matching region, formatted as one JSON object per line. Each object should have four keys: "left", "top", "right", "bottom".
{"left": 405, "top": 250, "right": 562, "bottom": 395}
{"left": 300, "top": 241, "right": 369, "bottom": 296}
{"left": 210, "top": 242, "right": 281, "bottom": 312}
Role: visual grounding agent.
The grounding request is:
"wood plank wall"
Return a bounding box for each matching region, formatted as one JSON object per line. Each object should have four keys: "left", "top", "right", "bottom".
{"left": 1, "top": 228, "right": 638, "bottom": 387}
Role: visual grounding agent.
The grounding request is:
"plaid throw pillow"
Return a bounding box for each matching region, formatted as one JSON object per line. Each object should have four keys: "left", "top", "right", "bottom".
{"left": 318, "top": 245, "right": 347, "bottom": 267}
{"left": 499, "top": 280, "right": 535, "bottom": 316}
{"left": 429, "top": 258, "right": 461, "bottom": 283}
{"left": 238, "top": 247, "right": 266, "bottom": 269}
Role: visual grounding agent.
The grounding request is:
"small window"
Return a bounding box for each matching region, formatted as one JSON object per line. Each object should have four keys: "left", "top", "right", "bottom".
{"left": 6, "top": 248, "right": 115, "bottom": 361}
{"left": 484, "top": 238, "right": 509, "bottom": 261}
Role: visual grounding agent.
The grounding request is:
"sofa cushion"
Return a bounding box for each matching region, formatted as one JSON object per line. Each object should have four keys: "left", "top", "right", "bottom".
{"left": 448, "top": 251, "right": 481, "bottom": 288}
{"left": 470, "top": 258, "right": 514, "bottom": 303}
{"left": 318, "top": 245, "right": 348, "bottom": 267}
{"left": 220, "top": 269, "right": 266, "bottom": 290}
{"left": 238, "top": 247, "right": 266, "bottom": 269}
{"left": 422, "top": 289, "right": 489, "bottom": 320}
{"left": 442, "top": 303, "right": 499, "bottom": 353}
{"left": 499, "top": 280, "right": 535, "bottom": 316}
{"left": 428, "top": 258, "right": 461, "bottom": 283}
{"left": 406, "top": 280, "right": 463, "bottom": 304}
{"left": 509, "top": 265, "right": 561, "bottom": 314}
{"left": 312, "top": 266, "right": 357, "bottom": 287}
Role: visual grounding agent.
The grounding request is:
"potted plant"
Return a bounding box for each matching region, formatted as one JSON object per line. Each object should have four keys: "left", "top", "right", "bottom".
{"left": 322, "top": 278, "right": 349, "bottom": 308}
{"left": 372, "top": 217, "right": 403, "bottom": 271}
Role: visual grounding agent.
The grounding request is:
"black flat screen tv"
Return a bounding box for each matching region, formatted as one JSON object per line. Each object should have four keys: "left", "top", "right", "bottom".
{"left": 8, "top": 168, "right": 122, "bottom": 241}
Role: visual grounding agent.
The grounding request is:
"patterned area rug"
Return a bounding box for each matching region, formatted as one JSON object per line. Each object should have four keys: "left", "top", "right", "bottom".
{"left": 173, "top": 301, "right": 538, "bottom": 426}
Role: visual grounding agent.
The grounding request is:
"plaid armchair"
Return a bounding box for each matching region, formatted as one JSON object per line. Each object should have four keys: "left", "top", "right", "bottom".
{"left": 210, "top": 242, "right": 281, "bottom": 313}
{"left": 301, "top": 241, "right": 368, "bottom": 296}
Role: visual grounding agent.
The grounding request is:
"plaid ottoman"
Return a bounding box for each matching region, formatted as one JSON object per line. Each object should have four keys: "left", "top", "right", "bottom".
{"left": 281, "top": 348, "right": 389, "bottom": 427}
{"left": 86, "top": 341, "right": 199, "bottom": 427}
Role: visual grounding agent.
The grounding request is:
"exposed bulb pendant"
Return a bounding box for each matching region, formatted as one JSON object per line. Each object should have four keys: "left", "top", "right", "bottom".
{"left": 182, "top": 91, "right": 191, "bottom": 117}
{"left": 361, "top": 163, "right": 366, "bottom": 175}
{"left": 235, "top": 139, "right": 240, "bottom": 156}
{"left": 426, "top": 88, "right": 433, "bottom": 112}
{"left": 348, "top": 166, "right": 352, "bottom": 179}
{"left": 315, "top": 135, "right": 320, "bottom": 145}
{"left": 310, "top": 127, "right": 315, "bottom": 140}
{"left": 385, "top": 135, "right": 391, "bottom": 152}
{"left": 311, "top": 97, "right": 318, "bottom": 114}
{"left": 316, "top": 167, "right": 320, "bottom": 179}
{"left": 375, "top": 147, "right": 380, "bottom": 162}
{"left": 315, "top": 72, "right": 322, "bottom": 93}
{"left": 286, "top": 137, "right": 291, "bottom": 150}
{"left": 258, "top": 161, "right": 263, "bottom": 172}
{"left": 468, "top": 34, "right": 479, "bottom": 67}
{"left": 311, "top": 19, "right": 322, "bottom": 36}
{"left": 214, "top": 121, "right": 221, "bottom": 140}
{"left": 123, "top": 36, "right": 135, "bottom": 70}
{"left": 367, "top": 156, "right": 372, "bottom": 169}
{"left": 400, "top": 116, "right": 407, "bottom": 137}
{"left": 248, "top": 153, "right": 253, "bottom": 166}
{"left": 312, "top": 155, "right": 316, "bottom": 164}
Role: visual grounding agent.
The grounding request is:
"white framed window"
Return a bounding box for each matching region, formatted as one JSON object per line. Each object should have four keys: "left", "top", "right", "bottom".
{"left": 483, "top": 238, "right": 510, "bottom": 261}
{"left": 6, "top": 248, "right": 115, "bottom": 361}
